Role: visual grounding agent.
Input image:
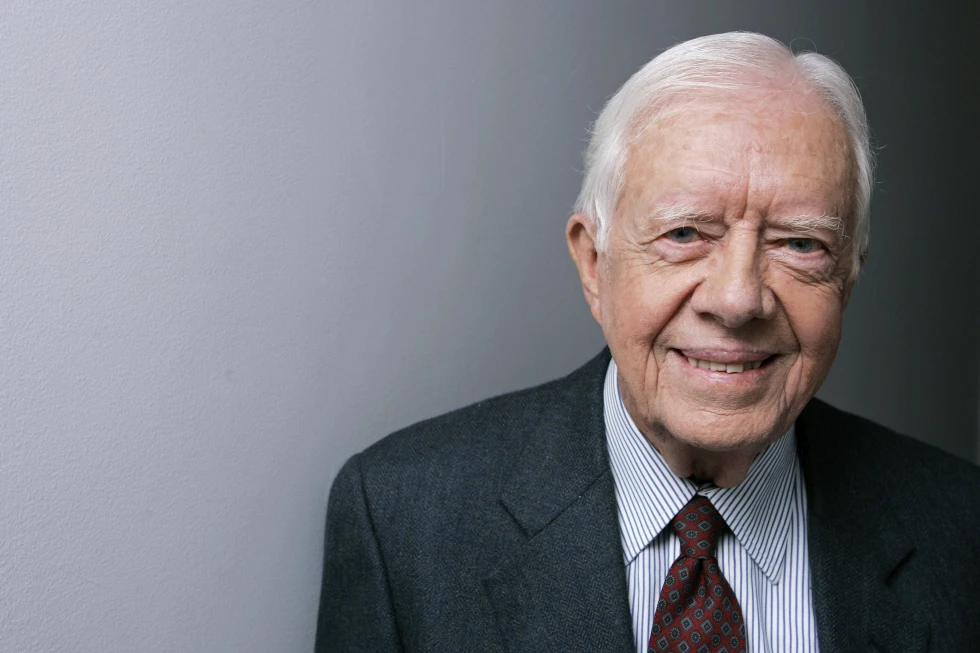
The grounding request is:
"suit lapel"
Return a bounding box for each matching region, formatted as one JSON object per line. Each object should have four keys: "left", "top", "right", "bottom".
{"left": 483, "top": 349, "right": 634, "bottom": 652}
{"left": 797, "top": 400, "right": 929, "bottom": 653}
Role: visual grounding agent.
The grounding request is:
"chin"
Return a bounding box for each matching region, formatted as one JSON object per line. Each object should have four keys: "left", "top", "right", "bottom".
{"left": 654, "top": 408, "right": 785, "bottom": 453}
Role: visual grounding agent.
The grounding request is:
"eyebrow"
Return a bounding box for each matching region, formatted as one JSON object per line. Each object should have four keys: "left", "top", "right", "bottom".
{"left": 646, "top": 203, "right": 714, "bottom": 225}
{"left": 775, "top": 214, "right": 845, "bottom": 235}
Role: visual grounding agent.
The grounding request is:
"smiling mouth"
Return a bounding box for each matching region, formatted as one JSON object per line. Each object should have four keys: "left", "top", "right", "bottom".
{"left": 676, "top": 351, "right": 776, "bottom": 374}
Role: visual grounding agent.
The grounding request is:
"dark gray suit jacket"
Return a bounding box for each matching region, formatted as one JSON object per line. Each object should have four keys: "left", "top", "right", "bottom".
{"left": 316, "top": 350, "right": 980, "bottom": 652}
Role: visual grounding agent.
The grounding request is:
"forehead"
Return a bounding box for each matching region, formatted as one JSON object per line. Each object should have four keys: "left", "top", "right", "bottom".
{"left": 621, "top": 92, "right": 853, "bottom": 221}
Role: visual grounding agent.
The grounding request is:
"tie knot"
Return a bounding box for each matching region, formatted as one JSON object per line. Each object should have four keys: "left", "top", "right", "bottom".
{"left": 671, "top": 495, "right": 727, "bottom": 559}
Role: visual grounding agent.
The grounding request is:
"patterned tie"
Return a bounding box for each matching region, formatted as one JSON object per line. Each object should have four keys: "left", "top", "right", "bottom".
{"left": 648, "top": 495, "right": 746, "bottom": 653}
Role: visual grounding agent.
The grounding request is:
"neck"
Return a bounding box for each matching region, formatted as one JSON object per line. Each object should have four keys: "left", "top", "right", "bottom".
{"left": 644, "top": 428, "right": 764, "bottom": 488}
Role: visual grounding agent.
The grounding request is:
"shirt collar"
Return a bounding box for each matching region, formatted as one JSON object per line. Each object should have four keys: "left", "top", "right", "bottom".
{"left": 603, "top": 357, "right": 799, "bottom": 584}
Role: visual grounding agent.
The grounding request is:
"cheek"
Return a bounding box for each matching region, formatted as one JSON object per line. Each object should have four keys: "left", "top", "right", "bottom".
{"left": 778, "top": 282, "right": 844, "bottom": 365}
{"left": 604, "top": 261, "right": 700, "bottom": 345}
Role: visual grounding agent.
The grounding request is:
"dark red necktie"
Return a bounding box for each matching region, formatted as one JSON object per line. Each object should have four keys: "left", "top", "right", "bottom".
{"left": 648, "top": 495, "right": 746, "bottom": 653}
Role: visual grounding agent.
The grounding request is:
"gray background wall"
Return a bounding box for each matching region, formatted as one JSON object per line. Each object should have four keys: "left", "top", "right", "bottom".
{"left": 1, "top": 1, "right": 976, "bottom": 651}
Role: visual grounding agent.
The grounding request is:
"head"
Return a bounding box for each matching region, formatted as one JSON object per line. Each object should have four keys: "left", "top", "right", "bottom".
{"left": 567, "top": 33, "right": 874, "bottom": 480}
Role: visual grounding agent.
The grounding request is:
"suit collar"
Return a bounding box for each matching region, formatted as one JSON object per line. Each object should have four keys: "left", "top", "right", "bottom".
{"left": 498, "top": 348, "right": 614, "bottom": 537}
{"left": 796, "top": 399, "right": 929, "bottom": 653}
{"left": 485, "top": 348, "right": 634, "bottom": 652}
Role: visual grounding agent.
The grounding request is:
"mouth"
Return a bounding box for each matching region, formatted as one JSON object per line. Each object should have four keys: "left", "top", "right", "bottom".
{"left": 674, "top": 349, "right": 777, "bottom": 375}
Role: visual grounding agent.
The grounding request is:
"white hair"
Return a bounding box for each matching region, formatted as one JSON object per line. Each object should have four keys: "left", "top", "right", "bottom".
{"left": 574, "top": 32, "right": 874, "bottom": 281}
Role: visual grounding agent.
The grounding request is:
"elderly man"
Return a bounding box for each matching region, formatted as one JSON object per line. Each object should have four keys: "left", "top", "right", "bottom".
{"left": 317, "top": 33, "right": 979, "bottom": 652}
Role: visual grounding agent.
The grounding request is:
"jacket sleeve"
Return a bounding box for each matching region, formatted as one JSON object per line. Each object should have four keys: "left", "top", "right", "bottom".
{"left": 315, "top": 454, "right": 402, "bottom": 652}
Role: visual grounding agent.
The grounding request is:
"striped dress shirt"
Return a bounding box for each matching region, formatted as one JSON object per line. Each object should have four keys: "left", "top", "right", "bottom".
{"left": 603, "top": 358, "right": 819, "bottom": 653}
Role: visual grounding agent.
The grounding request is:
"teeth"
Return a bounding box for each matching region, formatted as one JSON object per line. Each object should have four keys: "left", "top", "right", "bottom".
{"left": 685, "top": 356, "right": 764, "bottom": 373}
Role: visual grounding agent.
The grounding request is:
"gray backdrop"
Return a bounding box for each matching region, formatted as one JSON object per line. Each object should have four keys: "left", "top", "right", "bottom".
{"left": 1, "top": 1, "right": 976, "bottom": 651}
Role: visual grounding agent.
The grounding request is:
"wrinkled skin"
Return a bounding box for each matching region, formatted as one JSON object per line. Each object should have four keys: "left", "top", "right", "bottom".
{"left": 567, "top": 88, "right": 855, "bottom": 487}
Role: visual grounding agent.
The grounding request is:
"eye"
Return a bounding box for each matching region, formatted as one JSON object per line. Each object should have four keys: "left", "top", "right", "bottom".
{"left": 786, "top": 237, "right": 820, "bottom": 253}
{"left": 666, "top": 226, "right": 698, "bottom": 243}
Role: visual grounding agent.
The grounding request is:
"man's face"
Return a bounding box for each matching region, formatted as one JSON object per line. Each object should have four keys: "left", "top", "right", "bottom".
{"left": 572, "top": 92, "right": 854, "bottom": 453}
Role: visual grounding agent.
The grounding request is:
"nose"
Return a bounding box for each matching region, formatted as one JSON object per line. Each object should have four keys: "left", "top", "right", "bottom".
{"left": 690, "top": 228, "right": 776, "bottom": 328}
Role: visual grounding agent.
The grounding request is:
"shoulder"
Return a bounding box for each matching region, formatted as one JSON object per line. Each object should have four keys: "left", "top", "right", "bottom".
{"left": 802, "top": 398, "right": 979, "bottom": 481}
{"left": 339, "top": 349, "right": 610, "bottom": 509}
{"left": 799, "top": 398, "right": 980, "bottom": 521}
{"left": 358, "top": 369, "right": 566, "bottom": 478}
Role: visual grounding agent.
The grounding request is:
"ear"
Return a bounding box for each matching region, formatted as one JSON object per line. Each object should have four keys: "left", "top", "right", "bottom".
{"left": 566, "top": 213, "right": 603, "bottom": 324}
